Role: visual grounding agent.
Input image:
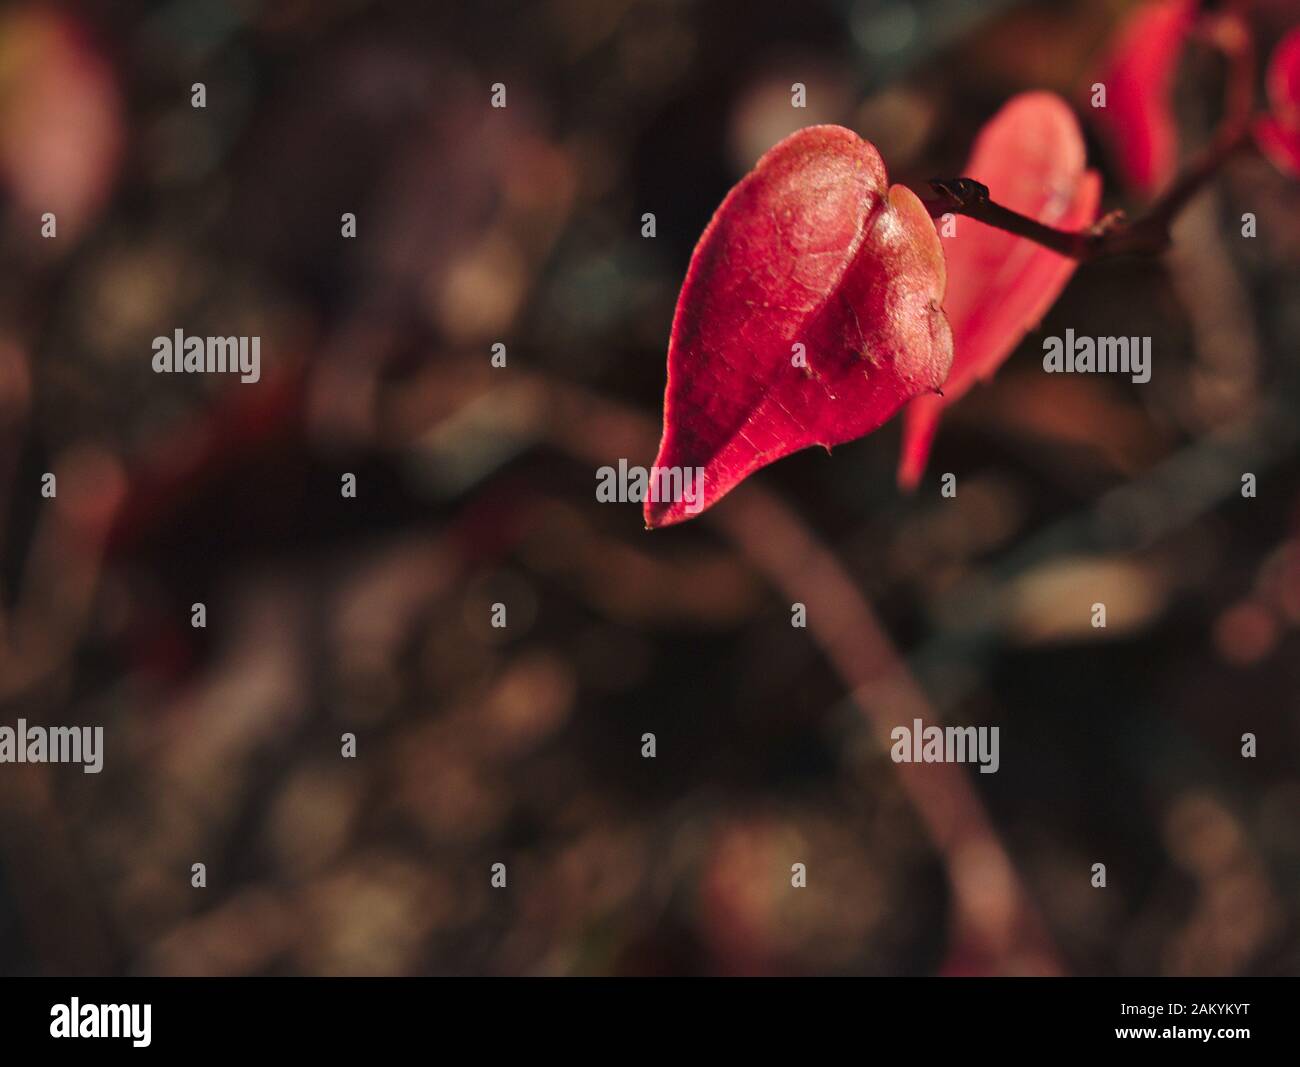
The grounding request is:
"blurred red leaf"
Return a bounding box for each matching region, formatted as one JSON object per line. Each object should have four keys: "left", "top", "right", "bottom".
{"left": 646, "top": 126, "right": 951, "bottom": 528}
{"left": 0, "top": 8, "right": 122, "bottom": 238}
{"left": 1254, "top": 25, "right": 1300, "bottom": 178}
{"left": 105, "top": 367, "right": 307, "bottom": 558}
{"left": 1089, "top": 0, "right": 1195, "bottom": 196}
{"left": 898, "top": 92, "right": 1102, "bottom": 490}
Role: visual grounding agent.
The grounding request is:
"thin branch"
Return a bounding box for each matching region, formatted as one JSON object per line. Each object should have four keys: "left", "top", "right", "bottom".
{"left": 923, "top": 123, "right": 1253, "bottom": 263}
{"left": 923, "top": 178, "right": 1101, "bottom": 259}
{"left": 397, "top": 361, "right": 1066, "bottom": 974}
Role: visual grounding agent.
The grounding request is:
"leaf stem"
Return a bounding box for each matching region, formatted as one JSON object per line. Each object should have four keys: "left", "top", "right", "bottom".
{"left": 923, "top": 119, "right": 1255, "bottom": 263}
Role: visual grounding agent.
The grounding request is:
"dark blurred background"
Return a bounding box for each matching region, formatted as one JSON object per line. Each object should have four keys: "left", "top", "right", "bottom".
{"left": 0, "top": 0, "right": 1297, "bottom": 976}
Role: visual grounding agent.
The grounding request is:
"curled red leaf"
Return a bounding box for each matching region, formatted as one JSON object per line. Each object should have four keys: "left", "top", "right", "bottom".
{"left": 646, "top": 126, "right": 951, "bottom": 528}
{"left": 898, "top": 92, "right": 1102, "bottom": 490}
{"left": 1089, "top": 0, "right": 1195, "bottom": 196}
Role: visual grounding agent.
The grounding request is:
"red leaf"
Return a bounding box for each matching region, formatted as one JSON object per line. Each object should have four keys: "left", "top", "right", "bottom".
{"left": 1255, "top": 26, "right": 1300, "bottom": 178}
{"left": 0, "top": 9, "right": 122, "bottom": 239}
{"left": 1266, "top": 24, "right": 1300, "bottom": 124}
{"left": 898, "top": 92, "right": 1102, "bottom": 490}
{"left": 645, "top": 126, "right": 951, "bottom": 528}
{"left": 1089, "top": 0, "right": 1195, "bottom": 195}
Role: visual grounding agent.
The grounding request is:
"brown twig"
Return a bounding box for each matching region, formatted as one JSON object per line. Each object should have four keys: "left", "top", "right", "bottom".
{"left": 923, "top": 120, "right": 1254, "bottom": 263}
{"left": 399, "top": 362, "right": 1066, "bottom": 974}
